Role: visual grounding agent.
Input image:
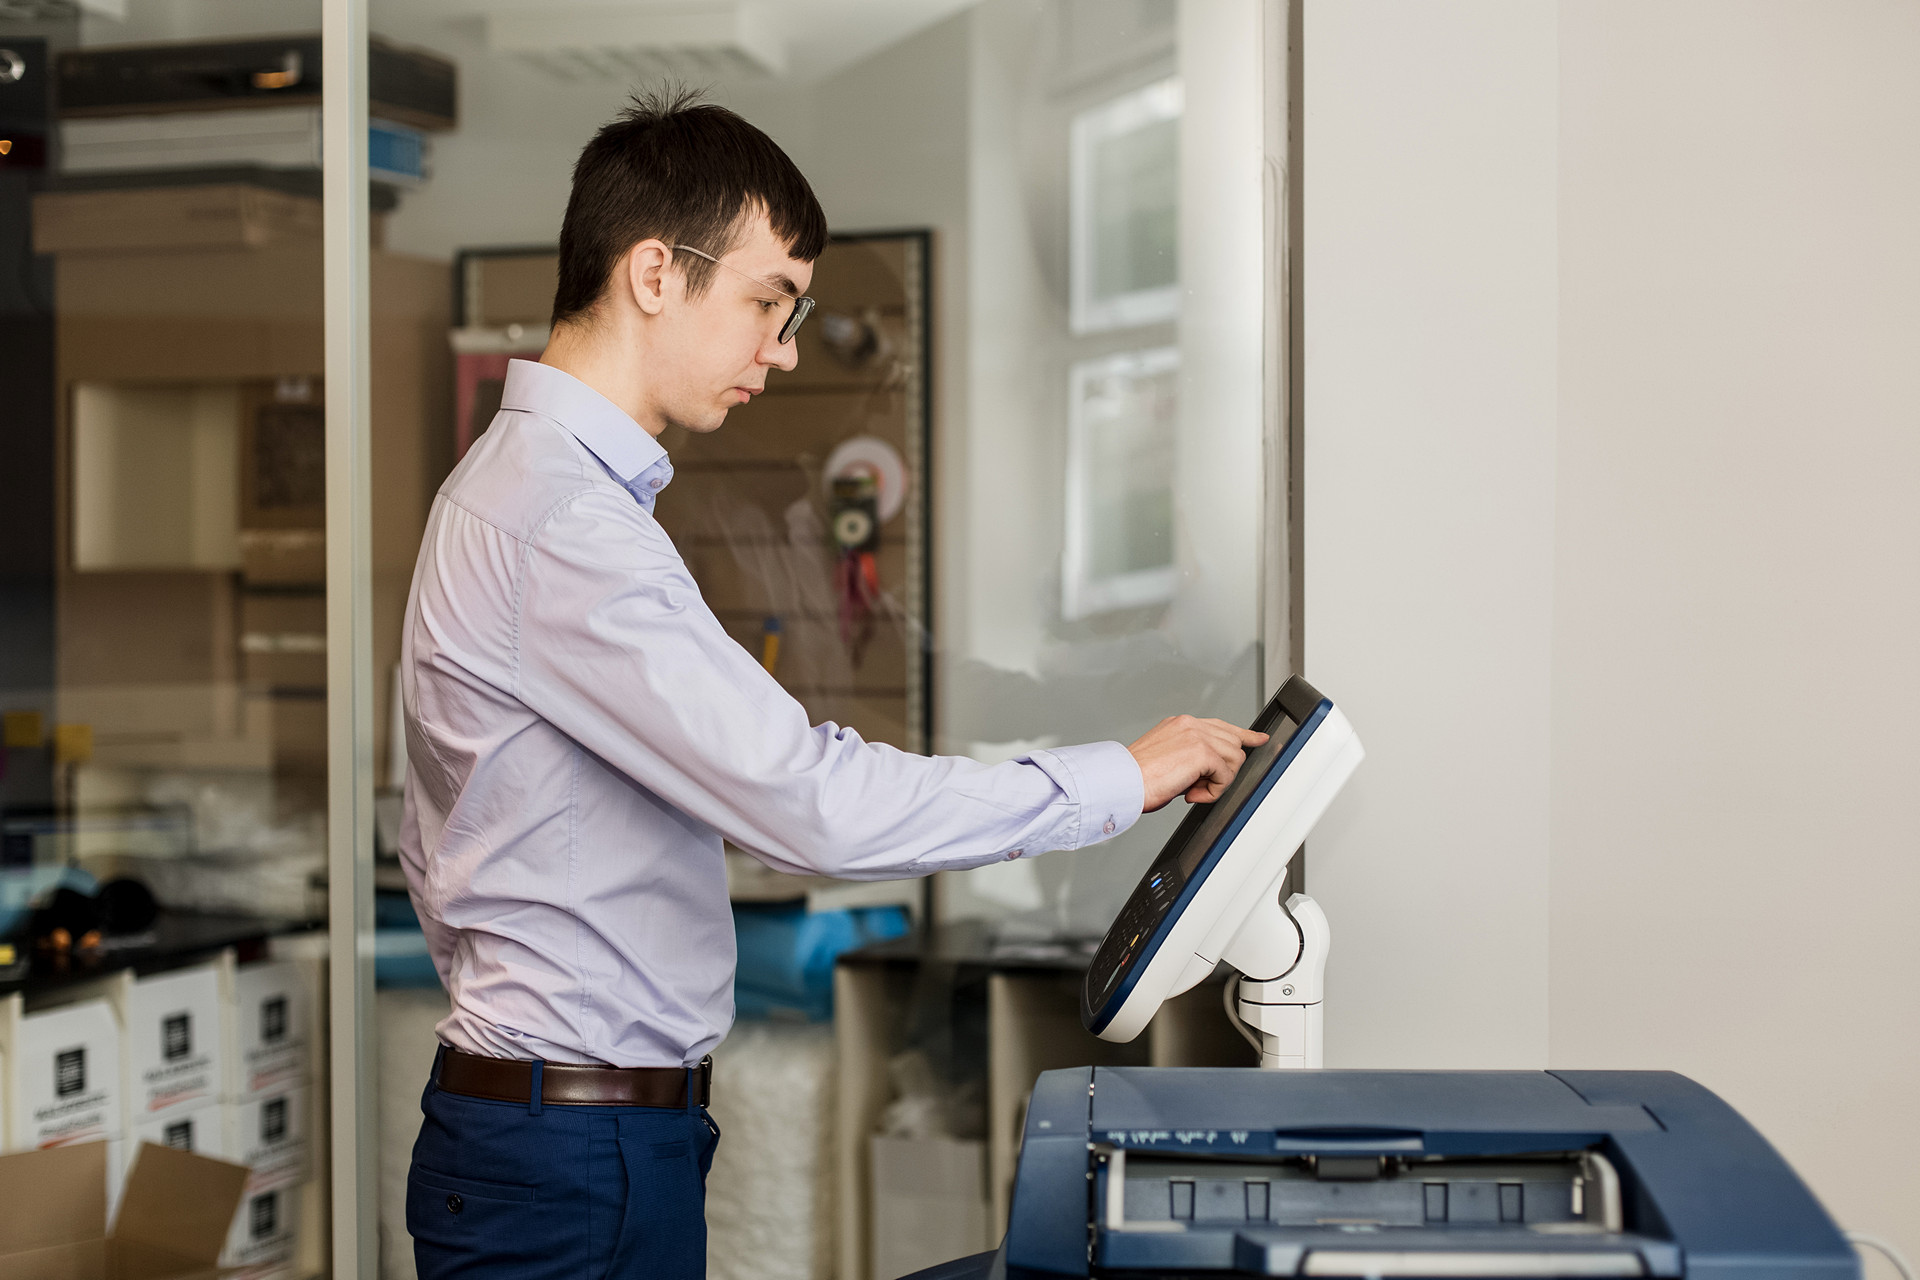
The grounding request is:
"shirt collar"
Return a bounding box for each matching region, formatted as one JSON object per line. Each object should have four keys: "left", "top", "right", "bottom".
{"left": 499, "top": 358, "right": 669, "bottom": 489}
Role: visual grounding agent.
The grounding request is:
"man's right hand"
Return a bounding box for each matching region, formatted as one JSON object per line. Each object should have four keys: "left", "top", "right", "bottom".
{"left": 1127, "top": 715, "right": 1269, "bottom": 813}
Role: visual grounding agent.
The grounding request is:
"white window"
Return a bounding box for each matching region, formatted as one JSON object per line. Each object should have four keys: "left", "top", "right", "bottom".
{"left": 1063, "top": 347, "right": 1180, "bottom": 620}
{"left": 1069, "top": 77, "right": 1182, "bottom": 334}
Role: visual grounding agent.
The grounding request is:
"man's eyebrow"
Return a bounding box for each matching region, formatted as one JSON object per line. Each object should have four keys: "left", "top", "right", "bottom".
{"left": 764, "top": 273, "right": 801, "bottom": 296}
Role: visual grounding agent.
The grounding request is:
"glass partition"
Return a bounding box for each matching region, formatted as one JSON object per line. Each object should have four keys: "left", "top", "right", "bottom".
{"left": 349, "top": 1, "right": 1281, "bottom": 1276}
{"left": 5, "top": 0, "right": 1278, "bottom": 1272}
{"left": 1, "top": 1, "right": 337, "bottom": 1275}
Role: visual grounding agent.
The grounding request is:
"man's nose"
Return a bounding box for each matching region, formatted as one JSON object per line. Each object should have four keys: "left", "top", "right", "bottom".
{"left": 761, "top": 329, "right": 799, "bottom": 372}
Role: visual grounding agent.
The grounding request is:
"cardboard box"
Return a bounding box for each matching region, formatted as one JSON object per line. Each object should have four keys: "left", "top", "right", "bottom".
{"left": 33, "top": 183, "right": 387, "bottom": 255}
{"left": 0, "top": 1139, "right": 248, "bottom": 1279}
{"left": 223, "top": 959, "right": 314, "bottom": 1100}
{"left": 224, "top": 1082, "right": 309, "bottom": 1192}
{"left": 78, "top": 962, "right": 227, "bottom": 1123}
{"left": 1, "top": 994, "right": 123, "bottom": 1150}
{"left": 869, "top": 1134, "right": 991, "bottom": 1280}
{"left": 222, "top": 1179, "right": 301, "bottom": 1271}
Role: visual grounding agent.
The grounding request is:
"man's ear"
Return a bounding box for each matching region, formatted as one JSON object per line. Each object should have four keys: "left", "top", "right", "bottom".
{"left": 624, "top": 239, "right": 674, "bottom": 319}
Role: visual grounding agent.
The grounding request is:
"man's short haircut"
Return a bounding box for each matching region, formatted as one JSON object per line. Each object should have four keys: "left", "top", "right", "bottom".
{"left": 552, "top": 86, "right": 828, "bottom": 325}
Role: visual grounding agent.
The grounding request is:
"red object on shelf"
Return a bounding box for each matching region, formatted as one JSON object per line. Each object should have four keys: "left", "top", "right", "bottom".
{"left": 454, "top": 350, "right": 514, "bottom": 461}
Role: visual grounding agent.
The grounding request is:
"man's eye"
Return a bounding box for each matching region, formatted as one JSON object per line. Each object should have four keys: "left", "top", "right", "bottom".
{"left": 756, "top": 299, "right": 777, "bottom": 311}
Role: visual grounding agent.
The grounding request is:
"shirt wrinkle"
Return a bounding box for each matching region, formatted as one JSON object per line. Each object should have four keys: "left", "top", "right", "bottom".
{"left": 399, "top": 358, "right": 1145, "bottom": 1067}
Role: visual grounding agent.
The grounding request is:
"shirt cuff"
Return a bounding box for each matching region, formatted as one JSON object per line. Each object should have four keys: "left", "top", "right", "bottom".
{"left": 1025, "top": 741, "right": 1145, "bottom": 847}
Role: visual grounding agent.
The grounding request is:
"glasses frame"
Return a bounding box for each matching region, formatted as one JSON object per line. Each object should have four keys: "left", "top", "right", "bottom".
{"left": 671, "top": 244, "right": 816, "bottom": 344}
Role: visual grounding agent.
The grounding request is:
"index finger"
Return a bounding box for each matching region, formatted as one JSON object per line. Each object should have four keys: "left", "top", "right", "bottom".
{"left": 1197, "top": 718, "right": 1268, "bottom": 749}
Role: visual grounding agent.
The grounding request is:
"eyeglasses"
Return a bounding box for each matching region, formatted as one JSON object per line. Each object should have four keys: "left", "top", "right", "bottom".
{"left": 671, "top": 244, "right": 816, "bottom": 344}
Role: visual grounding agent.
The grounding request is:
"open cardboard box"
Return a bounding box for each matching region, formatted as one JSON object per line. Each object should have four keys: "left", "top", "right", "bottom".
{"left": 0, "top": 1140, "right": 248, "bottom": 1279}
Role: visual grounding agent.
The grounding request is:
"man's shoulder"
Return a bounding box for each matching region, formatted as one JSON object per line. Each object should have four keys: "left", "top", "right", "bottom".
{"left": 441, "top": 410, "right": 633, "bottom": 544}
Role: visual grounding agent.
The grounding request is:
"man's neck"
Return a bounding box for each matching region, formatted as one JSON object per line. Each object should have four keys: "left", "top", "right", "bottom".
{"left": 540, "top": 322, "right": 663, "bottom": 437}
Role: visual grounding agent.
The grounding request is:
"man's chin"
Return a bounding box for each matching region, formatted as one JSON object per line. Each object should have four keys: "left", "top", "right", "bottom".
{"left": 662, "top": 407, "right": 728, "bottom": 435}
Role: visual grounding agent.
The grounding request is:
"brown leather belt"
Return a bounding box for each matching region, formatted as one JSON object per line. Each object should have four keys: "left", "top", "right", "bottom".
{"left": 436, "top": 1048, "right": 712, "bottom": 1109}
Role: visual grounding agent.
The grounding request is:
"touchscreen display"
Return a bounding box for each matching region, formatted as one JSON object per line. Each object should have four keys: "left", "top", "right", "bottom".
{"left": 1082, "top": 678, "right": 1328, "bottom": 1022}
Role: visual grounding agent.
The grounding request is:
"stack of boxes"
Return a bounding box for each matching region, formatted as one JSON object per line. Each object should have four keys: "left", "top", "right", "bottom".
{"left": 0, "top": 992, "right": 125, "bottom": 1204}
{"left": 221, "top": 956, "right": 317, "bottom": 1276}
{"left": 4, "top": 946, "right": 323, "bottom": 1277}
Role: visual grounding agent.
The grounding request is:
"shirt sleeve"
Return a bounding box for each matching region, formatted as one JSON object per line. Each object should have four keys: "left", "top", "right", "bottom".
{"left": 510, "top": 489, "right": 1146, "bottom": 880}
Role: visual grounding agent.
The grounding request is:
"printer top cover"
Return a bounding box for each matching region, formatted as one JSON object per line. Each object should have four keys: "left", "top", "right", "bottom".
{"left": 1005, "top": 1067, "right": 1856, "bottom": 1280}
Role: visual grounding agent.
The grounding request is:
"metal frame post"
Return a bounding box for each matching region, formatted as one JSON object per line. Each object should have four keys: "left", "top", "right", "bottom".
{"left": 323, "top": 0, "right": 378, "bottom": 1273}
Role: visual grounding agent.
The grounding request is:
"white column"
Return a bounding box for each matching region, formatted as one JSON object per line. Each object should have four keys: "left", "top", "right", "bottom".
{"left": 1175, "top": 0, "right": 1267, "bottom": 673}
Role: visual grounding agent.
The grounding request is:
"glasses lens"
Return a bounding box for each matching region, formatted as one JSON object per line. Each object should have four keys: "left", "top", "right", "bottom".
{"left": 780, "top": 296, "right": 815, "bottom": 344}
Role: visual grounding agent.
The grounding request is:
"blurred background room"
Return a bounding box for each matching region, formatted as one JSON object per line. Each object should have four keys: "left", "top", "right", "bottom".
{"left": 0, "top": 2, "right": 1914, "bottom": 1279}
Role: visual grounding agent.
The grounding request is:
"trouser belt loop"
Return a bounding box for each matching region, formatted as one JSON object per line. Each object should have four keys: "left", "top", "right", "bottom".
{"left": 528, "top": 1059, "right": 544, "bottom": 1116}
{"left": 687, "top": 1055, "right": 712, "bottom": 1113}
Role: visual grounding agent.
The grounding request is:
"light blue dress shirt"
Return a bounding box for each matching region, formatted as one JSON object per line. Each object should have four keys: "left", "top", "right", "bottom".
{"left": 398, "top": 359, "right": 1146, "bottom": 1067}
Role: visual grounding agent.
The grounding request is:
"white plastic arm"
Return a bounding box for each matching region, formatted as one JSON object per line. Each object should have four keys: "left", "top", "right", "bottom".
{"left": 1233, "top": 894, "right": 1329, "bottom": 1069}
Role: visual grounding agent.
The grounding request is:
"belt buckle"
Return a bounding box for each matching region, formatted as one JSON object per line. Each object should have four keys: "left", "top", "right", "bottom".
{"left": 696, "top": 1054, "right": 713, "bottom": 1107}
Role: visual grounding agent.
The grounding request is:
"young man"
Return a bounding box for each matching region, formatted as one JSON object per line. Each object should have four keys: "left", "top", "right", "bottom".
{"left": 397, "top": 89, "right": 1265, "bottom": 1279}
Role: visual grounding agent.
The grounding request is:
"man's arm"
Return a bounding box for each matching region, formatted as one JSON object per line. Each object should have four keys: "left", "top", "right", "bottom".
{"left": 515, "top": 490, "right": 1254, "bottom": 878}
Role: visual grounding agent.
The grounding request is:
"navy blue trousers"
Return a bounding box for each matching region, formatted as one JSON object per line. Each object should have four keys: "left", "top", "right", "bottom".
{"left": 408, "top": 1049, "right": 721, "bottom": 1279}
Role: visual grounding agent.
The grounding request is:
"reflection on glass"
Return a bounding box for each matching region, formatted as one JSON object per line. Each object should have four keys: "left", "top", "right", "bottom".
{"left": 1064, "top": 347, "right": 1179, "bottom": 619}
{"left": 1071, "top": 76, "right": 1182, "bottom": 333}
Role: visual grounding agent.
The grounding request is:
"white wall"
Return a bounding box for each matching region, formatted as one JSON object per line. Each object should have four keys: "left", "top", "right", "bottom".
{"left": 1303, "top": 0, "right": 1560, "bottom": 1069}
{"left": 1551, "top": 0, "right": 1920, "bottom": 1262}
{"left": 1306, "top": 0, "right": 1920, "bottom": 1261}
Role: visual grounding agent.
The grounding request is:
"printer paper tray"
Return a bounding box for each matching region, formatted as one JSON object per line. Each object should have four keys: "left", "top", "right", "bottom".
{"left": 1097, "top": 1227, "right": 1683, "bottom": 1278}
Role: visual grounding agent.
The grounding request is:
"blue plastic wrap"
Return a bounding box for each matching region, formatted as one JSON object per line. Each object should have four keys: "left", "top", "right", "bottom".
{"left": 374, "top": 889, "right": 443, "bottom": 988}
{"left": 733, "top": 902, "right": 911, "bottom": 1021}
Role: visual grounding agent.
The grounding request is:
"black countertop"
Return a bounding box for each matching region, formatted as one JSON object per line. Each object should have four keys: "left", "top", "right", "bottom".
{"left": 838, "top": 919, "right": 1105, "bottom": 974}
{"left": 2, "top": 910, "right": 319, "bottom": 1007}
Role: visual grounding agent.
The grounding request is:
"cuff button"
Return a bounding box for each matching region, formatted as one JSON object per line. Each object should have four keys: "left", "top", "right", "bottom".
{"left": 447, "top": 1193, "right": 463, "bottom": 1214}
{"left": 1102, "top": 819, "right": 1116, "bottom": 835}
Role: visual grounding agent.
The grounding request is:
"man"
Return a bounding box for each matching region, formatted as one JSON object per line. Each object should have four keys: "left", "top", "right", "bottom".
{"left": 398, "top": 89, "right": 1266, "bottom": 1279}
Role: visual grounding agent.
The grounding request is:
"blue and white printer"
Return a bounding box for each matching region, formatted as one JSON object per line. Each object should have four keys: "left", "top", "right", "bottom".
{"left": 994, "top": 1065, "right": 1858, "bottom": 1279}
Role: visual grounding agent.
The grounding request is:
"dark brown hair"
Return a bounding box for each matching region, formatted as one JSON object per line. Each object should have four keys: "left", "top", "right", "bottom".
{"left": 551, "top": 86, "right": 828, "bottom": 325}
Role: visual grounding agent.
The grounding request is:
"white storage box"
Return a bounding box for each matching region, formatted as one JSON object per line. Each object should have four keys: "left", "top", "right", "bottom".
{"left": 119, "top": 963, "right": 227, "bottom": 1121}
{"left": 1, "top": 993, "right": 124, "bottom": 1150}
{"left": 225, "top": 1081, "right": 310, "bottom": 1192}
{"left": 224, "top": 959, "right": 314, "bottom": 1100}
{"left": 131, "top": 1097, "right": 226, "bottom": 1159}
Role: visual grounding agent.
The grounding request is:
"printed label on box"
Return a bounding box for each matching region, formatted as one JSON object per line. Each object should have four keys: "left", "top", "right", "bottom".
{"left": 132, "top": 1099, "right": 226, "bottom": 1160}
{"left": 8, "top": 1000, "right": 122, "bottom": 1148}
{"left": 227, "top": 960, "right": 312, "bottom": 1098}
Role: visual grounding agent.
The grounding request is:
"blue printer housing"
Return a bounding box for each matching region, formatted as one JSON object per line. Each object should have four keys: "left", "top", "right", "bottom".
{"left": 1006, "top": 1067, "right": 1857, "bottom": 1280}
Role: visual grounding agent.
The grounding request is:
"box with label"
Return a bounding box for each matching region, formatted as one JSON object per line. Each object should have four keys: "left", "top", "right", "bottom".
{"left": 0, "top": 993, "right": 123, "bottom": 1150}
{"left": 225, "top": 1082, "right": 309, "bottom": 1191}
{"left": 119, "top": 963, "right": 228, "bottom": 1121}
{"left": 223, "top": 1178, "right": 302, "bottom": 1270}
{"left": 224, "top": 958, "right": 314, "bottom": 1100}
{"left": 0, "top": 1140, "right": 249, "bottom": 1279}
